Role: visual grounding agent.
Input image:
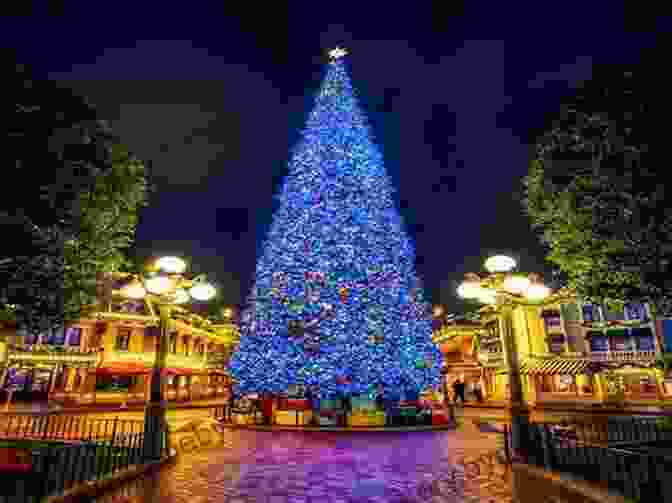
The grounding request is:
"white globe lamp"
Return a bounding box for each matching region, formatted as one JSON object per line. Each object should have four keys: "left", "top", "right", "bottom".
{"left": 156, "top": 256, "right": 187, "bottom": 274}
{"left": 190, "top": 281, "right": 217, "bottom": 301}
{"left": 484, "top": 255, "right": 517, "bottom": 273}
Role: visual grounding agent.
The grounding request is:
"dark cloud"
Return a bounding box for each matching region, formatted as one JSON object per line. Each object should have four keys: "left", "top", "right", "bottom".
{"left": 527, "top": 56, "right": 593, "bottom": 90}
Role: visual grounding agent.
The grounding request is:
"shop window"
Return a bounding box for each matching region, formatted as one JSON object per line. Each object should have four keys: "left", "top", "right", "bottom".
{"left": 115, "top": 328, "right": 131, "bottom": 351}
{"left": 47, "top": 327, "right": 66, "bottom": 345}
{"left": 582, "top": 304, "right": 601, "bottom": 323}
{"left": 625, "top": 302, "right": 648, "bottom": 321}
{"left": 169, "top": 333, "right": 177, "bottom": 354}
{"left": 548, "top": 335, "right": 565, "bottom": 353}
{"left": 66, "top": 327, "right": 81, "bottom": 346}
{"left": 589, "top": 333, "right": 608, "bottom": 351}
{"left": 96, "top": 375, "right": 132, "bottom": 392}
{"left": 543, "top": 313, "right": 562, "bottom": 327}
{"left": 183, "top": 337, "right": 190, "bottom": 356}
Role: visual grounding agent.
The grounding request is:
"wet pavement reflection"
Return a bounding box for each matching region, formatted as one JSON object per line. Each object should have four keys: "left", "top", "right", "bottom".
{"left": 95, "top": 424, "right": 512, "bottom": 502}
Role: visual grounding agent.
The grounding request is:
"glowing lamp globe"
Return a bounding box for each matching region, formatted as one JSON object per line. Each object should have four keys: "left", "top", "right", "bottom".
{"left": 145, "top": 275, "right": 176, "bottom": 295}
{"left": 155, "top": 256, "right": 187, "bottom": 274}
{"left": 484, "top": 255, "right": 516, "bottom": 273}
{"left": 457, "top": 281, "right": 483, "bottom": 299}
{"left": 223, "top": 308, "right": 233, "bottom": 319}
{"left": 174, "top": 289, "right": 191, "bottom": 304}
{"left": 503, "top": 275, "right": 531, "bottom": 295}
{"left": 121, "top": 281, "right": 147, "bottom": 299}
{"left": 433, "top": 306, "right": 444, "bottom": 317}
{"left": 190, "top": 282, "right": 216, "bottom": 301}
{"left": 525, "top": 283, "right": 551, "bottom": 302}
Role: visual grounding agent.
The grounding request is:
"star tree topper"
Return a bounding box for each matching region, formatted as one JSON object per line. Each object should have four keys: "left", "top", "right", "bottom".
{"left": 329, "top": 47, "right": 348, "bottom": 60}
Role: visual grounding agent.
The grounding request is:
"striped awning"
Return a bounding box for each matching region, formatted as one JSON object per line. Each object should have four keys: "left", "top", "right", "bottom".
{"left": 520, "top": 358, "right": 592, "bottom": 376}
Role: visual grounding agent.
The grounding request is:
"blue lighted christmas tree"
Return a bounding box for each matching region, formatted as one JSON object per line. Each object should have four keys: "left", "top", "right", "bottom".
{"left": 229, "top": 48, "right": 443, "bottom": 399}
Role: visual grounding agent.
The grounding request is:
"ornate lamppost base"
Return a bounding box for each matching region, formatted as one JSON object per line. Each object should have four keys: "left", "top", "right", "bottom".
{"left": 509, "top": 402, "right": 531, "bottom": 462}
{"left": 143, "top": 401, "right": 168, "bottom": 460}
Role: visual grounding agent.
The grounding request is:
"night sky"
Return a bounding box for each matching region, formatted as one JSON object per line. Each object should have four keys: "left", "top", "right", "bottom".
{"left": 2, "top": 4, "right": 666, "bottom": 313}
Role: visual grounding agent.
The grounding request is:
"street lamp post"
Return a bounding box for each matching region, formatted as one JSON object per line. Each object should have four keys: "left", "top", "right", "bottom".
{"left": 458, "top": 255, "right": 550, "bottom": 461}
{"left": 119, "top": 256, "right": 217, "bottom": 460}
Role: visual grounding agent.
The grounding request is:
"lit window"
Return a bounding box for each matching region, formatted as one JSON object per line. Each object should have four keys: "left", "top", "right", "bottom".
{"left": 115, "top": 328, "right": 131, "bottom": 351}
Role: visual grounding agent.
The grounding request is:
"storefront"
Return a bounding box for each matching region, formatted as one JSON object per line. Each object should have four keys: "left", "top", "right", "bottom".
{"left": 599, "top": 365, "right": 659, "bottom": 402}
{"left": 521, "top": 357, "right": 595, "bottom": 403}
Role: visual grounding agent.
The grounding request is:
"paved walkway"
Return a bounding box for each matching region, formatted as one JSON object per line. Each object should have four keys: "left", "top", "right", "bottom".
{"left": 94, "top": 421, "right": 512, "bottom": 503}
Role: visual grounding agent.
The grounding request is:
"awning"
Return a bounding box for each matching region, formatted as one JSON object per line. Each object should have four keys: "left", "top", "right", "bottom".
{"left": 96, "top": 365, "right": 148, "bottom": 376}
{"left": 95, "top": 366, "right": 194, "bottom": 376}
{"left": 520, "top": 358, "right": 592, "bottom": 376}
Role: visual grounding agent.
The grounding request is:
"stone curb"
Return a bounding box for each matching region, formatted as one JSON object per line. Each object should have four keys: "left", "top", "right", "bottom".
{"left": 45, "top": 451, "right": 177, "bottom": 503}
{"left": 219, "top": 422, "right": 461, "bottom": 433}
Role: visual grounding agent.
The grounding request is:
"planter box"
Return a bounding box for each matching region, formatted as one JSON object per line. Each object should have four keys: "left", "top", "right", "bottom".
{"left": 275, "top": 410, "right": 313, "bottom": 426}
{"left": 347, "top": 412, "right": 385, "bottom": 427}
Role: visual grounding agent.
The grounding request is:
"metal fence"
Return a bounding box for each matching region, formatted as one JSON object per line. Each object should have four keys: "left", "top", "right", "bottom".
{"left": 504, "top": 417, "right": 672, "bottom": 501}
{"left": 0, "top": 414, "right": 144, "bottom": 442}
{"left": 0, "top": 415, "right": 169, "bottom": 503}
{"left": 1, "top": 431, "right": 148, "bottom": 503}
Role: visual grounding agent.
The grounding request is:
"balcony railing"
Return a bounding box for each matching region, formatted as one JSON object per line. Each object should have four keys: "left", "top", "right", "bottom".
{"left": 589, "top": 350, "right": 656, "bottom": 362}
{"left": 7, "top": 346, "right": 98, "bottom": 366}
{"left": 478, "top": 351, "right": 504, "bottom": 365}
{"left": 103, "top": 350, "right": 207, "bottom": 370}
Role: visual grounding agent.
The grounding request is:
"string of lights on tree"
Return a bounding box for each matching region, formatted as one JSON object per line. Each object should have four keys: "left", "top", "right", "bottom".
{"left": 229, "top": 48, "right": 443, "bottom": 399}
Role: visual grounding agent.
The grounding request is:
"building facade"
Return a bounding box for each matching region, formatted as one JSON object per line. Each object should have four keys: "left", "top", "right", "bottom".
{"left": 433, "top": 291, "right": 672, "bottom": 409}
{"left": 0, "top": 274, "right": 239, "bottom": 407}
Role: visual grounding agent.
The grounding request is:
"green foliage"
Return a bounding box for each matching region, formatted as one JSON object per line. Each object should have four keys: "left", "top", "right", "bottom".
{"left": 63, "top": 143, "right": 150, "bottom": 320}
{"left": 0, "top": 58, "right": 149, "bottom": 333}
{"left": 522, "top": 63, "right": 672, "bottom": 315}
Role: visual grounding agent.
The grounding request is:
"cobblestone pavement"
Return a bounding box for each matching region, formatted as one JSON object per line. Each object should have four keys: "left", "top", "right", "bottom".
{"left": 96, "top": 422, "right": 512, "bottom": 503}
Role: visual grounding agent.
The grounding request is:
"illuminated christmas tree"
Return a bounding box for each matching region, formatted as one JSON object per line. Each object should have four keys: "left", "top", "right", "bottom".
{"left": 229, "top": 48, "right": 442, "bottom": 399}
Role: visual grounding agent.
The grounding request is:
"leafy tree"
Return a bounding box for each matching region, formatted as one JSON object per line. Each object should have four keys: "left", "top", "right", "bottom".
{"left": 0, "top": 56, "right": 147, "bottom": 333}
{"left": 523, "top": 62, "right": 672, "bottom": 315}
{"left": 63, "top": 144, "right": 150, "bottom": 320}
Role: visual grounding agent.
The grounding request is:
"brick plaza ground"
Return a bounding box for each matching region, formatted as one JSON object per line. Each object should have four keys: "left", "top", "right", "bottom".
{"left": 94, "top": 420, "right": 512, "bottom": 503}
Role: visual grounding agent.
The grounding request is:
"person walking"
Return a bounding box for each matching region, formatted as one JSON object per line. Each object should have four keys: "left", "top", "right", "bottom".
{"left": 473, "top": 380, "right": 483, "bottom": 403}
{"left": 452, "top": 378, "right": 465, "bottom": 405}
{"left": 227, "top": 391, "right": 236, "bottom": 423}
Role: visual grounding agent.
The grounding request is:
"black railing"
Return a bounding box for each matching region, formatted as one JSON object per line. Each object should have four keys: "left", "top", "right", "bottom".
{"left": 0, "top": 414, "right": 171, "bottom": 502}
{"left": 504, "top": 417, "right": 672, "bottom": 501}
{"left": 0, "top": 414, "right": 144, "bottom": 442}
{"left": 0, "top": 431, "right": 147, "bottom": 502}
